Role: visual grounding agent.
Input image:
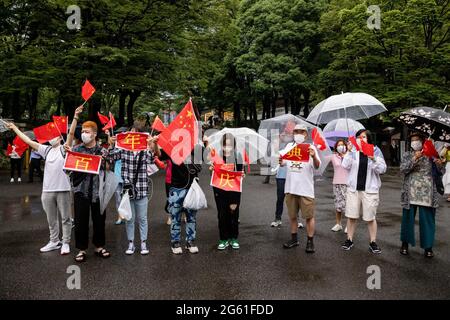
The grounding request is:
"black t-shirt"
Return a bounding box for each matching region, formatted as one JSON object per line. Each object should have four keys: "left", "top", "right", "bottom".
{"left": 356, "top": 152, "right": 368, "bottom": 191}
{"left": 160, "top": 150, "right": 200, "bottom": 189}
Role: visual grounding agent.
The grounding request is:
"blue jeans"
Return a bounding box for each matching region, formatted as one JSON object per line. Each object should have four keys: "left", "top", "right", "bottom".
{"left": 275, "top": 178, "right": 286, "bottom": 220}
{"left": 168, "top": 187, "right": 197, "bottom": 243}
{"left": 126, "top": 197, "right": 148, "bottom": 242}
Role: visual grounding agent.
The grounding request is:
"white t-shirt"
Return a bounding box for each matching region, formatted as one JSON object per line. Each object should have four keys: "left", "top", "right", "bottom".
{"left": 38, "top": 144, "right": 71, "bottom": 192}
{"left": 282, "top": 143, "right": 320, "bottom": 199}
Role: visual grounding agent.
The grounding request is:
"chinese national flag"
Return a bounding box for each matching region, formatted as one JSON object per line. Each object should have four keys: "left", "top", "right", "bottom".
{"left": 81, "top": 80, "right": 96, "bottom": 101}
{"left": 52, "top": 115, "right": 68, "bottom": 134}
{"left": 102, "top": 112, "right": 117, "bottom": 131}
{"left": 151, "top": 116, "right": 166, "bottom": 133}
{"left": 97, "top": 112, "right": 109, "bottom": 125}
{"left": 33, "top": 122, "right": 61, "bottom": 144}
{"left": 6, "top": 136, "right": 28, "bottom": 157}
{"left": 210, "top": 166, "right": 244, "bottom": 192}
{"left": 116, "top": 132, "right": 149, "bottom": 151}
{"left": 422, "top": 139, "right": 439, "bottom": 158}
{"left": 311, "top": 128, "right": 327, "bottom": 151}
{"left": 349, "top": 136, "right": 360, "bottom": 151}
{"left": 63, "top": 151, "right": 102, "bottom": 174}
{"left": 157, "top": 99, "right": 198, "bottom": 165}
{"left": 281, "top": 143, "right": 310, "bottom": 162}
{"left": 360, "top": 140, "right": 375, "bottom": 157}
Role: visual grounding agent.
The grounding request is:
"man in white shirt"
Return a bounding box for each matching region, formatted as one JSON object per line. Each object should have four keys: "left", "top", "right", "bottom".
{"left": 6, "top": 121, "right": 72, "bottom": 255}
{"left": 341, "top": 129, "right": 387, "bottom": 254}
{"left": 279, "top": 124, "right": 321, "bottom": 253}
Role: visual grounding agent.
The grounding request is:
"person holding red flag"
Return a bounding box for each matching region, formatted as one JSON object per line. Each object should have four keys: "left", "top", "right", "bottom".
{"left": 341, "top": 129, "right": 386, "bottom": 254}
{"left": 279, "top": 124, "right": 321, "bottom": 253}
{"left": 65, "top": 106, "right": 111, "bottom": 263}
{"left": 208, "top": 134, "right": 245, "bottom": 250}
{"left": 5, "top": 121, "right": 72, "bottom": 255}
{"left": 399, "top": 132, "right": 443, "bottom": 258}
{"left": 6, "top": 135, "right": 27, "bottom": 183}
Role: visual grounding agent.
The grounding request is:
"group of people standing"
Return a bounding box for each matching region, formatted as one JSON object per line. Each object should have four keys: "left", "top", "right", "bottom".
{"left": 3, "top": 110, "right": 449, "bottom": 262}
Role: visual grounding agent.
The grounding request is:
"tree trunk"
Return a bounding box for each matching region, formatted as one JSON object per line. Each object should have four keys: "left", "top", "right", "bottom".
{"left": 12, "top": 90, "right": 21, "bottom": 120}
{"left": 233, "top": 101, "right": 241, "bottom": 126}
{"left": 283, "top": 90, "right": 290, "bottom": 114}
{"left": 118, "top": 89, "right": 128, "bottom": 127}
{"left": 271, "top": 91, "right": 278, "bottom": 118}
{"left": 302, "top": 90, "right": 311, "bottom": 118}
{"left": 126, "top": 90, "right": 141, "bottom": 127}
{"left": 29, "top": 88, "right": 38, "bottom": 121}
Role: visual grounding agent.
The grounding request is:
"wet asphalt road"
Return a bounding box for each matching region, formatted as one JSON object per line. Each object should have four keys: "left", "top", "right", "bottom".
{"left": 0, "top": 167, "right": 449, "bottom": 300}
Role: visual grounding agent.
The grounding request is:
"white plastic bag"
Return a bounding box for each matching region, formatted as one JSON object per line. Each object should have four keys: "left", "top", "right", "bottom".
{"left": 183, "top": 178, "right": 207, "bottom": 210}
{"left": 118, "top": 192, "right": 132, "bottom": 221}
{"left": 147, "top": 163, "right": 159, "bottom": 176}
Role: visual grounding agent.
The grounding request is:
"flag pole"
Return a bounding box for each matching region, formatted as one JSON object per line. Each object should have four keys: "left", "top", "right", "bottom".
{"left": 53, "top": 120, "right": 66, "bottom": 144}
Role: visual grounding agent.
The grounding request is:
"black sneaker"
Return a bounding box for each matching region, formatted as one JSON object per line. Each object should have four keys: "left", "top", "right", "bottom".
{"left": 305, "top": 239, "right": 315, "bottom": 253}
{"left": 400, "top": 242, "right": 409, "bottom": 255}
{"left": 283, "top": 239, "right": 299, "bottom": 249}
{"left": 341, "top": 239, "right": 354, "bottom": 251}
{"left": 369, "top": 241, "right": 381, "bottom": 254}
{"left": 424, "top": 248, "right": 434, "bottom": 258}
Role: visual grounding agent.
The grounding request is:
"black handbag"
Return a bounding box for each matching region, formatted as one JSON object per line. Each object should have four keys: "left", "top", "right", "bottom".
{"left": 123, "top": 151, "right": 143, "bottom": 200}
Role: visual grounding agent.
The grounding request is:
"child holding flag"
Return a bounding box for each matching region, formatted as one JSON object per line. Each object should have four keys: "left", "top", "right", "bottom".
{"left": 279, "top": 124, "right": 321, "bottom": 253}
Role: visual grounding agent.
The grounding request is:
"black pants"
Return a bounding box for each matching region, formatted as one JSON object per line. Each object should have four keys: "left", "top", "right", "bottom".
{"left": 74, "top": 193, "right": 105, "bottom": 250}
{"left": 213, "top": 187, "right": 241, "bottom": 240}
{"left": 275, "top": 178, "right": 286, "bottom": 220}
{"left": 164, "top": 183, "right": 171, "bottom": 214}
{"left": 28, "top": 158, "right": 43, "bottom": 182}
{"left": 10, "top": 158, "right": 22, "bottom": 179}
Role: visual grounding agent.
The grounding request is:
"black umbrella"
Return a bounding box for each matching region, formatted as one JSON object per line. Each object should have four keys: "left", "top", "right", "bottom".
{"left": 398, "top": 106, "right": 450, "bottom": 142}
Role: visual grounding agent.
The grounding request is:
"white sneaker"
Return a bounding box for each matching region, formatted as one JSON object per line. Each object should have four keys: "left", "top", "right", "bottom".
{"left": 10, "top": 178, "right": 14, "bottom": 183}
{"left": 344, "top": 226, "right": 348, "bottom": 234}
{"left": 40, "top": 241, "right": 62, "bottom": 253}
{"left": 185, "top": 241, "right": 199, "bottom": 254}
{"left": 298, "top": 222, "right": 304, "bottom": 229}
{"left": 140, "top": 242, "right": 149, "bottom": 255}
{"left": 331, "top": 224, "right": 343, "bottom": 232}
{"left": 17, "top": 178, "right": 21, "bottom": 183}
{"left": 171, "top": 242, "right": 183, "bottom": 255}
{"left": 60, "top": 243, "right": 70, "bottom": 255}
{"left": 271, "top": 220, "right": 282, "bottom": 227}
{"left": 125, "top": 242, "right": 135, "bottom": 255}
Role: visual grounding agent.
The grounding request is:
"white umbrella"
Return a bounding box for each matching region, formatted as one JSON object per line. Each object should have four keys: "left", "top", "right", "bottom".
{"left": 323, "top": 118, "right": 365, "bottom": 145}
{"left": 206, "top": 127, "right": 269, "bottom": 164}
{"left": 307, "top": 92, "right": 387, "bottom": 125}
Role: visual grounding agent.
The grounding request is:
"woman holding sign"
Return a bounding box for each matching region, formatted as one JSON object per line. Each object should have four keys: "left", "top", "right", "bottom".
{"left": 209, "top": 134, "right": 245, "bottom": 250}
{"left": 341, "top": 129, "right": 386, "bottom": 254}
{"left": 65, "top": 108, "right": 111, "bottom": 263}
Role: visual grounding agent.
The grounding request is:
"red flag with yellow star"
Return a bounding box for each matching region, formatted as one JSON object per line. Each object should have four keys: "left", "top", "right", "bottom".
{"left": 33, "top": 122, "right": 61, "bottom": 144}
{"left": 52, "top": 115, "right": 68, "bottom": 134}
{"left": 81, "top": 79, "right": 96, "bottom": 101}
{"left": 157, "top": 99, "right": 198, "bottom": 165}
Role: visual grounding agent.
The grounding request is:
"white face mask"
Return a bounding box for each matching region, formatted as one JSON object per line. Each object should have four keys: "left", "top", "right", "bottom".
{"left": 337, "top": 145, "right": 346, "bottom": 154}
{"left": 81, "top": 133, "right": 94, "bottom": 144}
{"left": 49, "top": 137, "right": 60, "bottom": 147}
{"left": 294, "top": 134, "right": 305, "bottom": 144}
{"left": 411, "top": 140, "right": 422, "bottom": 151}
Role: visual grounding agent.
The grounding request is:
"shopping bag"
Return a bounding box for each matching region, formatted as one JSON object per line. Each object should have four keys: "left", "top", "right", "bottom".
{"left": 183, "top": 178, "right": 207, "bottom": 210}
{"left": 118, "top": 192, "right": 132, "bottom": 221}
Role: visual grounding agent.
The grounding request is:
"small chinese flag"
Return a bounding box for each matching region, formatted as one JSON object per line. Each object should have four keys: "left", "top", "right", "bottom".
{"left": 81, "top": 79, "right": 96, "bottom": 101}
{"left": 360, "top": 140, "right": 375, "bottom": 157}
{"left": 349, "top": 136, "right": 360, "bottom": 151}
{"left": 116, "top": 132, "right": 149, "bottom": 151}
{"left": 52, "top": 115, "right": 68, "bottom": 134}
{"left": 151, "top": 116, "right": 166, "bottom": 133}
{"left": 7, "top": 136, "right": 28, "bottom": 157}
{"left": 97, "top": 112, "right": 109, "bottom": 125}
{"left": 157, "top": 99, "right": 198, "bottom": 165}
{"left": 422, "top": 139, "right": 439, "bottom": 158}
{"left": 63, "top": 151, "right": 102, "bottom": 174}
{"left": 102, "top": 112, "right": 117, "bottom": 131}
{"left": 243, "top": 148, "right": 250, "bottom": 172}
{"left": 210, "top": 166, "right": 244, "bottom": 192}
{"left": 33, "top": 122, "right": 61, "bottom": 144}
{"left": 311, "top": 128, "right": 327, "bottom": 151}
{"left": 280, "top": 143, "right": 310, "bottom": 162}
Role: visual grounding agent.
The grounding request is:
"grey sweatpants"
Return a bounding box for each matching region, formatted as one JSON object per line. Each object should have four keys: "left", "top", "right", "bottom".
{"left": 41, "top": 191, "right": 72, "bottom": 244}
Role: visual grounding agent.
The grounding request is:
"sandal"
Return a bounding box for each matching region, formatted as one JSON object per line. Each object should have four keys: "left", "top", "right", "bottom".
{"left": 75, "top": 251, "right": 86, "bottom": 263}
{"left": 95, "top": 248, "right": 111, "bottom": 258}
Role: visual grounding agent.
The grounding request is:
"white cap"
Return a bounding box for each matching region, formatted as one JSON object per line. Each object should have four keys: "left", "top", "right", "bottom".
{"left": 294, "top": 124, "right": 308, "bottom": 131}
